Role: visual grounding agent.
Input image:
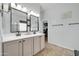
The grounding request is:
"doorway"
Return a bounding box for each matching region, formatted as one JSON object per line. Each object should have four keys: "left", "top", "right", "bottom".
{"left": 43, "top": 20, "right": 48, "bottom": 42}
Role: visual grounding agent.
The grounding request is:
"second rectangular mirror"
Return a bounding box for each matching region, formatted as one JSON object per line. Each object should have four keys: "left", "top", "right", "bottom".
{"left": 30, "top": 15, "right": 39, "bottom": 32}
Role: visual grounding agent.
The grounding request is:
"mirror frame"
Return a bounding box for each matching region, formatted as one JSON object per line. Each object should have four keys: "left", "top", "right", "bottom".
{"left": 30, "top": 15, "right": 39, "bottom": 32}
{"left": 10, "top": 7, "right": 28, "bottom": 33}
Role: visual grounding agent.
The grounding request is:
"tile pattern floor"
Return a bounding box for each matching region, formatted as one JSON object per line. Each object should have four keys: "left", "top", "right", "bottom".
{"left": 35, "top": 43, "right": 74, "bottom": 56}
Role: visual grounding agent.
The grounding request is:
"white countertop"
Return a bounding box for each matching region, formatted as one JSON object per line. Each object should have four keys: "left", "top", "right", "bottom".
{"left": 2, "top": 33, "right": 44, "bottom": 43}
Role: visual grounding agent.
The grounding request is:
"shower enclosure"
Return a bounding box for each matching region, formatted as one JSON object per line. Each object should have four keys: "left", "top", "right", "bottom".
{"left": 0, "top": 10, "right": 3, "bottom": 56}
{"left": 0, "top": 3, "right": 10, "bottom": 56}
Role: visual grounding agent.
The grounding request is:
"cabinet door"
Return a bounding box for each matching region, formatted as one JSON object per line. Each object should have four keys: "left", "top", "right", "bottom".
{"left": 33, "top": 36, "right": 41, "bottom": 55}
{"left": 23, "top": 38, "right": 33, "bottom": 56}
{"left": 40, "top": 35, "right": 45, "bottom": 50}
{"left": 3, "top": 40, "right": 22, "bottom": 56}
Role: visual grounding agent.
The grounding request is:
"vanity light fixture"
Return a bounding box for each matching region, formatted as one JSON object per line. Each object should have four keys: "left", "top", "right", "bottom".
{"left": 11, "top": 3, "right": 28, "bottom": 13}
{"left": 11, "top": 3, "right": 16, "bottom": 8}
{"left": 30, "top": 11, "right": 39, "bottom": 17}
{"left": 30, "top": 11, "right": 34, "bottom": 15}
{"left": 16, "top": 4, "right": 22, "bottom": 10}
{"left": 28, "top": 10, "right": 31, "bottom": 15}
{"left": 22, "top": 7, "right": 28, "bottom": 12}
{"left": 36, "top": 13, "right": 40, "bottom": 17}
{"left": 11, "top": 3, "right": 39, "bottom": 17}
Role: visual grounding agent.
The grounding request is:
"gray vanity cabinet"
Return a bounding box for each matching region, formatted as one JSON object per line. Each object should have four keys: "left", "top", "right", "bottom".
{"left": 23, "top": 38, "right": 33, "bottom": 56}
{"left": 3, "top": 35, "right": 45, "bottom": 56}
{"left": 33, "top": 35, "right": 45, "bottom": 55}
{"left": 33, "top": 36, "right": 41, "bottom": 55}
{"left": 40, "top": 35, "right": 45, "bottom": 50}
{"left": 3, "top": 38, "right": 33, "bottom": 56}
{"left": 3, "top": 40, "right": 22, "bottom": 56}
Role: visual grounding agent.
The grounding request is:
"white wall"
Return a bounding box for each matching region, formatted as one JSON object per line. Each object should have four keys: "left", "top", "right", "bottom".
{"left": 41, "top": 3, "right": 79, "bottom": 50}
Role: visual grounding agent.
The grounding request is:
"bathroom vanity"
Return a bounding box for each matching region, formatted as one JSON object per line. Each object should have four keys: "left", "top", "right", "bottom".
{"left": 2, "top": 33, "right": 45, "bottom": 56}
{"left": 1, "top": 4, "right": 43, "bottom": 56}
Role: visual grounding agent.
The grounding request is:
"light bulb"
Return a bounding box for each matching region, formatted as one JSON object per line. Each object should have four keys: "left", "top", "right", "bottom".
{"left": 30, "top": 11, "right": 35, "bottom": 15}
{"left": 30, "top": 11, "right": 39, "bottom": 17}
{"left": 16, "top": 5, "right": 22, "bottom": 10}
{"left": 36, "top": 14, "right": 40, "bottom": 17}
{"left": 11, "top": 3, "right": 16, "bottom": 8}
{"left": 22, "top": 7, "right": 27, "bottom": 12}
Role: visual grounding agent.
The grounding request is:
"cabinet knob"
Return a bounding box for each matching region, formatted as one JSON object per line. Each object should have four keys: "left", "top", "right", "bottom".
{"left": 19, "top": 41, "right": 21, "bottom": 43}
{"left": 23, "top": 40, "right": 25, "bottom": 42}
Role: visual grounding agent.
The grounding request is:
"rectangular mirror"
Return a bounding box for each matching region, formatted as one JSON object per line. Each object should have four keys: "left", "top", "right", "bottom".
{"left": 10, "top": 8, "right": 28, "bottom": 33}
{"left": 30, "top": 15, "right": 39, "bottom": 32}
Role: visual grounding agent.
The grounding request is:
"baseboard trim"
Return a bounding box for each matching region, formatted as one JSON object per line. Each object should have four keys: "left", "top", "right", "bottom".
{"left": 48, "top": 42, "right": 74, "bottom": 51}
